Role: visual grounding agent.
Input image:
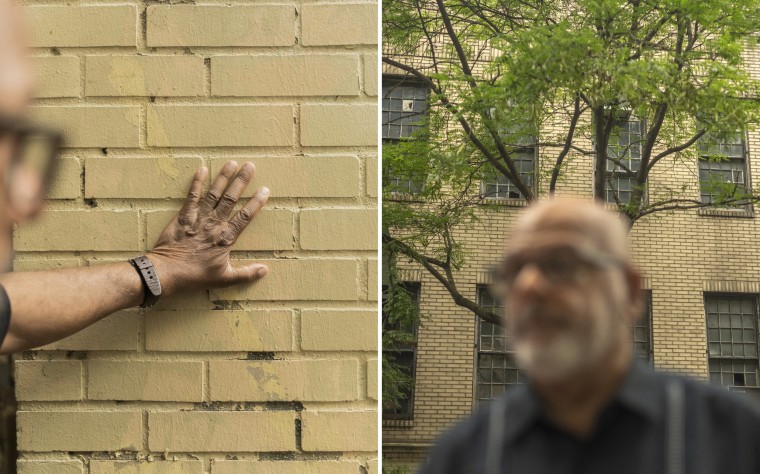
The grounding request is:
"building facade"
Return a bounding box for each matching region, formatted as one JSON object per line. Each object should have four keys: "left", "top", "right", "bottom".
{"left": 382, "top": 45, "right": 760, "bottom": 470}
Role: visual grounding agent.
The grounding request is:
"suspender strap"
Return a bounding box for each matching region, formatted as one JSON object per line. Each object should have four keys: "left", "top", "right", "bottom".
{"left": 485, "top": 379, "right": 685, "bottom": 474}
{"left": 665, "top": 379, "right": 686, "bottom": 474}
{"left": 485, "top": 395, "right": 508, "bottom": 474}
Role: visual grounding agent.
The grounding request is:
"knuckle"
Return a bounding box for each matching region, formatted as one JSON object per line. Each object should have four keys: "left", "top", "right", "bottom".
{"left": 207, "top": 190, "right": 221, "bottom": 202}
{"left": 217, "top": 230, "right": 236, "bottom": 247}
{"left": 187, "top": 190, "right": 201, "bottom": 200}
{"left": 177, "top": 215, "right": 190, "bottom": 226}
{"left": 236, "top": 169, "right": 251, "bottom": 182}
{"left": 238, "top": 207, "right": 254, "bottom": 222}
{"left": 221, "top": 192, "right": 238, "bottom": 205}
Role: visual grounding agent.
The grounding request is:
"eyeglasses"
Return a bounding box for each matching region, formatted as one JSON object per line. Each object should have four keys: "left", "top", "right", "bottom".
{"left": 0, "top": 114, "right": 63, "bottom": 216}
{"left": 491, "top": 245, "right": 625, "bottom": 289}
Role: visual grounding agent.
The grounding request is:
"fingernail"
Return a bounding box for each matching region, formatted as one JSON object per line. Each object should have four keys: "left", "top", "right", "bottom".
{"left": 256, "top": 266, "right": 268, "bottom": 278}
{"left": 260, "top": 187, "right": 270, "bottom": 197}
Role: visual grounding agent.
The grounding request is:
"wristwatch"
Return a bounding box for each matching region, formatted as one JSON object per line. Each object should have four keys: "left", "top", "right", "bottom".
{"left": 129, "top": 255, "right": 162, "bottom": 308}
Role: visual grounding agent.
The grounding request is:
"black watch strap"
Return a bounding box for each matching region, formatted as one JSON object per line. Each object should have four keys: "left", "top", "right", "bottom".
{"left": 129, "top": 255, "right": 161, "bottom": 308}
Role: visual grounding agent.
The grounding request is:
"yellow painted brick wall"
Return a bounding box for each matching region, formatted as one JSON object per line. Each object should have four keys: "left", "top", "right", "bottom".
{"left": 15, "top": 0, "right": 378, "bottom": 472}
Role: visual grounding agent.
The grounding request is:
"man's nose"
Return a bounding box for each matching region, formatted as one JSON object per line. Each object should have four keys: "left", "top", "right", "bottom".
{"left": 511, "top": 263, "right": 551, "bottom": 296}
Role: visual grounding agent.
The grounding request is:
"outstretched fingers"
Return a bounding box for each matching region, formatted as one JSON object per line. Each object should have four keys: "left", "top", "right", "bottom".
{"left": 177, "top": 166, "right": 208, "bottom": 226}
{"left": 227, "top": 186, "right": 270, "bottom": 240}
{"left": 199, "top": 160, "right": 238, "bottom": 215}
{"left": 214, "top": 162, "right": 255, "bottom": 218}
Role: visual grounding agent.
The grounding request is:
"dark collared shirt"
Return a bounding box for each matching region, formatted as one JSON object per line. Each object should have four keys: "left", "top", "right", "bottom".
{"left": 419, "top": 363, "right": 760, "bottom": 474}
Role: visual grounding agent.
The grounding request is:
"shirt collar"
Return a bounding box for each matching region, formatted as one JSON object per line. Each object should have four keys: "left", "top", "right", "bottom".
{"left": 502, "top": 360, "right": 664, "bottom": 443}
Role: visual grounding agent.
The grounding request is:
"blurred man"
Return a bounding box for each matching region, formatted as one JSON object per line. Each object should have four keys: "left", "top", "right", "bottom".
{"left": 0, "top": 0, "right": 270, "bottom": 352}
{"left": 421, "top": 199, "right": 760, "bottom": 474}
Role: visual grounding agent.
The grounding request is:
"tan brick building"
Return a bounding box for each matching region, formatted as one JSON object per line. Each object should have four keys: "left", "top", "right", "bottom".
{"left": 382, "top": 45, "right": 760, "bottom": 472}
{"left": 10, "top": 1, "right": 379, "bottom": 472}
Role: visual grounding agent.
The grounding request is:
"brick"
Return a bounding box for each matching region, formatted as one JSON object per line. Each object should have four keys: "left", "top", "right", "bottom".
{"left": 145, "top": 208, "right": 294, "bottom": 251}
{"left": 146, "top": 310, "right": 292, "bottom": 352}
{"left": 18, "top": 461, "right": 83, "bottom": 474}
{"left": 364, "top": 54, "right": 378, "bottom": 96}
{"left": 149, "top": 411, "right": 295, "bottom": 451}
{"left": 88, "top": 361, "right": 202, "bottom": 402}
{"left": 147, "top": 5, "right": 293, "bottom": 47}
{"left": 14, "top": 211, "right": 139, "bottom": 251}
{"left": 15, "top": 361, "right": 82, "bottom": 401}
{"left": 14, "top": 257, "right": 80, "bottom": 272}
{"left": 25, "top": 6, "right": 137, "bottom": 47}
{"left": 211, "top": 461, "right": 360, "bottom": 474}
{"left": 301, "top": 310, "right": 377, "bottom": 351}
{"left": 301, "top": 4, "right": 377, "bottom": 46}
{"left": 18, "top": 411, "right": 142, "bottom": 451}
{"left": 212, "top": 55, "right": 359, "bottom": 97}
{"left": 301, "top": 411, "right": 377, "bottom": 452}
{"left": 152, "top": 290, "right": 215, "bottom": 311}
{"left": 48, "top": 157, "right": 82, "bottom": 199}
{"left": 300, "top": 208, "right": 377, "bottom": 250}
{"left": 39, "top": 311, "right": 139, "bottom": 351}
{"left": 367, "top": 359, "right": 378, "bottom": 400}
{"left": 368, "top": 259, "right": 378, "bottom": 301}
{"left": 31, "top": 57, "right": 80, "bottom": 98}
{"left": 86, "top": 56, "right": 205, "bottom": 97}
{"left": 210, "top": 259, "right": 359, "bottom": 301}
{"left": 301, "top": 104, "right": 376, "bottom": 146}
{"left": 29, "top": 106, "right": 140, "bottom": 148}
{"left": 208, "top": 156, "right": 361, "bottom": 198}
{"left": 209, "top": 359, "right": 358, "bottom": 401}
{"left": 85, "top": 157, "right": 201, "bottom": 199}
{"left": 90, "top": 461, "right": 203, "bottom": 474}
{"left": 147, "top": 106, "right": 294, "bottom": 147}
{"left": 366, "top": 155, "right": 378, "bottom": 197}
{"left": 368, "top": 460, "right": 378, "bottom": 474}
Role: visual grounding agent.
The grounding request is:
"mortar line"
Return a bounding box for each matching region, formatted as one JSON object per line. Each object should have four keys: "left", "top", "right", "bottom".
{"left": 142, "top": 411, "right": 149, "bottom": 452}
{"left": 203, "top": 360, "right": 210, "bottom": 403}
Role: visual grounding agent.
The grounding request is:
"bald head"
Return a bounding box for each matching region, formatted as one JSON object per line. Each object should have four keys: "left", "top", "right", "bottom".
{"left": 0, "top": 0, "right": 34, "bottom": 116}
{"left": 508, "top": 198, "right": 632, "bottom": 263}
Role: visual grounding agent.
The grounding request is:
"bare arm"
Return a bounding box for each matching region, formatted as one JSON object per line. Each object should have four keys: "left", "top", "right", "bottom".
{"left": 0, "top": 160, "right": 269, "bottom": 353}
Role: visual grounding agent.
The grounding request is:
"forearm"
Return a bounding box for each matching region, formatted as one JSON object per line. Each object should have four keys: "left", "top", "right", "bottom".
{"left": 0, "top": 261, "right": 144, "bottom": 353}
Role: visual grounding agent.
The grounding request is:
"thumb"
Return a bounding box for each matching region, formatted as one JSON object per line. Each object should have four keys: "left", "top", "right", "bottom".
{"left": 228, "top": 263, "right": 268, "bottom": 285}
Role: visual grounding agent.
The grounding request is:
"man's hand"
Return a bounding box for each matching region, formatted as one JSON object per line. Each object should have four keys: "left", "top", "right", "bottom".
{"left": 147, "top": 160, "right": 270, "bottom": 297}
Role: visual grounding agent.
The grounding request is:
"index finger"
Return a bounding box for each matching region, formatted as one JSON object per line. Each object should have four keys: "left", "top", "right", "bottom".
{"left": 177, "top": 166, "right": 208, "bottom": 226}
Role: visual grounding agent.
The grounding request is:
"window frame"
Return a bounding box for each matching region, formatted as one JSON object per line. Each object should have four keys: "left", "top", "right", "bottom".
{"left": 473, "top": 285, "right": 527, "bottom": 409}
{"left": 382, "top": 75, "right": 430, "bottom": 195}
{"left": 382, "top": 281, "right": 421, "bottom": 421}
{"left": 604, "top": 114, "right": 645, "bottom": 205}
{"left": 479, "top": 143, "right": 538, "bottom": 202}
{"left": 703, "top": 293, "right": 760, "bottom": 392}
{"left": 697, "top": 131, "right": 752, "bottom": 210}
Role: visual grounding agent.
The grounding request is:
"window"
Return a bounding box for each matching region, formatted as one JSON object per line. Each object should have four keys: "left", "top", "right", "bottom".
{"left": 606, "top": 117, "right": 642, "bottom": 204}
{"left": 481, "top": 147, "right": 535, "bottom": 200}
{"left": 705, "top": 295, "right": 759, "bottom": 390}
{"left": 382, "top": 76, "right": 429, "bottom": 141}
{"left": 632, "top": 290, "right": 653, "bottom": 364}
{"left": 698, "top": 133, "right": 748, "bottom": 206}
{"left": 382, "top": 76, "right": 429, "bottom": 194}
{"left": 382, "top": 282, "right": 420, "bottom": 419}
{"left": 475, "top": 285, "right": 526, "bottom": 406}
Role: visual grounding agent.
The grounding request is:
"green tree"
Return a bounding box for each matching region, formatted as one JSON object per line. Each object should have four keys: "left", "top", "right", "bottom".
{"left": 381, "top": 0, "right": 760, "bottom": 399}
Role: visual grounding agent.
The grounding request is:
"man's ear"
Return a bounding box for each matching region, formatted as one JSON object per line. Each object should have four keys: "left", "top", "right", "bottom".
{"left": 624, "top": 265, "right": 643, "bottom": 326}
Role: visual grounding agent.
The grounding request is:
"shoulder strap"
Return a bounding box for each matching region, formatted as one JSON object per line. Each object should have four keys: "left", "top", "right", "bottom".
{"left": 666, "top": 378, "right": 686, "bottom": 474}
{"left": 485, "top": 395, "right": 509, "bottom": 474}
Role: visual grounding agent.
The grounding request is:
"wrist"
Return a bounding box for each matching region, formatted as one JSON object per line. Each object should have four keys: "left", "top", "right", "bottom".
{"left": 144, "top": 252, "right": 175, "bottom": 299}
